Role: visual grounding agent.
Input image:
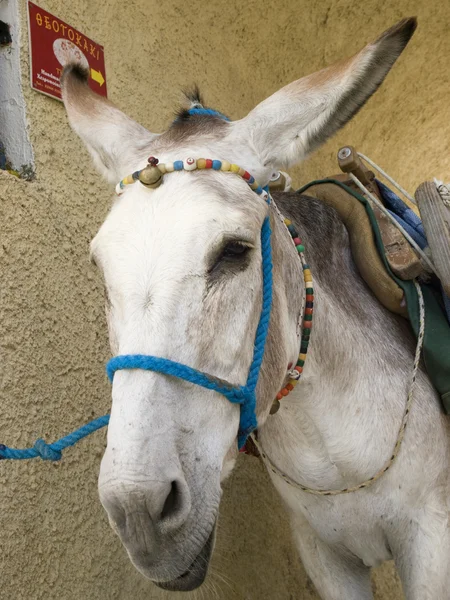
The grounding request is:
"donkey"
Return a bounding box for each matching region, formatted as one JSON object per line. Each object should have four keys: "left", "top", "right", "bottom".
{"left": 61, "top": 18, "right": 450, "bottom": 599}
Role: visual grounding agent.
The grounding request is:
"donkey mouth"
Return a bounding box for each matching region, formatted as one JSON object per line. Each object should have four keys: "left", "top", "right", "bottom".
{"left": 155, "top": 527, "right": 216, "bottom": 592}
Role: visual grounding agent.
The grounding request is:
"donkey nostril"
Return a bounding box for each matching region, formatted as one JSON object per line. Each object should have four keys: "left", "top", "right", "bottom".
{"left": 161, "top": 480, "right": 181, "bottom": 521}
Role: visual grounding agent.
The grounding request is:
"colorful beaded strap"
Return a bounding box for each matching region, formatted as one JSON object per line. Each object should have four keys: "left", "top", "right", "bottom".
{"left": 115, "top": 155, "right": 313, "bottom": 418}
{"left": 270, "top": 217, "right": 313, "bottom": 414}
{"left": 116, "top": 156, "right": 268, "bottom": 199}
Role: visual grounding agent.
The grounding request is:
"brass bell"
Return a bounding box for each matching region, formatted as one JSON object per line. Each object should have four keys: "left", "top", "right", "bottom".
{"left": 268, "top": 171, "right": 292, "bottom": 192}
{"left": 138, "top": 165, "right": 163, "bottom": 188}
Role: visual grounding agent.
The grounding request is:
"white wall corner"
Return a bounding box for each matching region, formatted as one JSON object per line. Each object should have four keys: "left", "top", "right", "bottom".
{"left": 0, "top": 0, "right": 35, "bottom": 178}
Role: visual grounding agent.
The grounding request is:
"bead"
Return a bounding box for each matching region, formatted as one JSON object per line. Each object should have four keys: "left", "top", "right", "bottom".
{"left": 299, "top": 353, "right": 307, "bottom": 361}
{"left": 174, "top": 160, "right": 183, "bottom": 171}
{"left": 284, "top": 219, "right": 292, "bottom": 226}
{"left": 184, "top": 157, "right": 197, "bottom": 171}
{"left": 305, "top": 300, "right": 314, "bottom": 308}
{"left": 255, "top": 186, "right": 263, "bottom": 195}
{"left": 306, "top": 295, "right": 314, "bottom": 302}
{"left": 238, "top": 167, "right": 246, "bottom": 177}
{"left": 220, "top": 160, "right": 231, "bottom": 171}
{"left": 250, "top": 180, "right": 259, "bottom": 190}
{"left": 276, "top": 392, "right": 283, "bottom": 400}
{"left": 197, "top": 159, "right": 206, "bottom": 169}
{"left": 293, "top": 237, "right": 302, "bottom": 245}
{"left": 148, "top": 156, "right": 159, "bottom": 165}
{"left": 212, "top": 160, "right": 222, "bottom": 170}
{"left": 205, "top": 159, "right": 213, "bottom": 169}
{"left": 302, "top": 263, "right": 310, "bottom": 270}
{"left": 305, "top": 287, "right": 314, "bottom": 294}
{"left": 243, "top": 171, "right": 252, "bottom": 181}
{"left": 230, "top": 164, "right": 240, "bottom": 173}
{"left": 115, "top": 182, "right": 124, "bottom": 195}
{"left": 297, "top": 359, "right": 305, "bottom": 367}
{"left": 303, "top": 268, "right": 312, "bottom": 278}
{"left": 304, "top": 314, "right": 312, "bottom": 321}
{"left": 123, "top": 174, "right": 134, "bottom": 185}
{"left": 288, "top": 224, "right": 298, "bottom": 237}
{"left": 165, "top": 162, "right": 174, "bottom": 172}
{"left": 296, "top": 244, "right": 305, "bottom": 253}
{"left": 289, "top": 379, "right": 298, "bottom": 387}
{"left": 247, "top": 175, "right": 255, "bottom": 184}
{"left": 281, "top": 388, "right": 289, "bottom": 397}
{"left": 295, "top": 366, "right": 303, "bottom": 373}
{"left": 288, "top": 369, "right": 301, "bottom": 380}
{"left": 303, "top": 321, "right": 312, "bottom": 329}
{"left": 305, "top": 307, "right": 313, "bottom": 315}
{"left": 157, "top": 163, "right": 167, "bottom": 174}
{"left": 286, "top": 383, "right": 294, "bottom": 391}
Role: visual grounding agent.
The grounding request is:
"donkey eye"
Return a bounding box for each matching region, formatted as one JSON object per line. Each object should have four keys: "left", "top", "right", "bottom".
{"left": 209, "top": 240, "right": 252, "bottom": 277}
{"left": 221, "top": 241, "right": 250, "bottom": 259}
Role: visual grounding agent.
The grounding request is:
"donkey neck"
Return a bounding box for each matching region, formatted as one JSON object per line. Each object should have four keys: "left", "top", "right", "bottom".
{"left": 261, "top": 192, "right": 417, "bottom": 490}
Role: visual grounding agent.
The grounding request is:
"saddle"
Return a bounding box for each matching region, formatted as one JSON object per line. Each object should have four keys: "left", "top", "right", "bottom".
{"left": 290, "top": 147, "right": 450, "bottom": 413}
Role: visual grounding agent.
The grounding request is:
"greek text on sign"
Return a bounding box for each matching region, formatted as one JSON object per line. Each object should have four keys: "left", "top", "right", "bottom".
{"left": 27, "top": 1, "right": 107, "bottom": 100}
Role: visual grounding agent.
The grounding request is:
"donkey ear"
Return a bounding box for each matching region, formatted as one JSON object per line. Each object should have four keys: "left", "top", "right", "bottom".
{"left": 233, "top": 18, "right": 417, "bottom": 170}
{"left": 61, "top": 65, "right": 157, "bottom": 183}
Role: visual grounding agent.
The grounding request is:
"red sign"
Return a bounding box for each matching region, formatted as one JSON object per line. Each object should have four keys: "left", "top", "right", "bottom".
{"left": 27, "top": 1, "right": 107, "bottom": 100}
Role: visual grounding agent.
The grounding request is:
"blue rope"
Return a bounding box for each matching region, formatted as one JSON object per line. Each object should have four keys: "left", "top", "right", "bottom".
{"left": 0, "top": 415, "right": 110, "bottom": 460}
{"left": 107, "top": 355, "right": 247, "bottom": 403}
{"left": 187, "top": 107, "right": 230, "bottom": 121}
{"left": 0, "top": 211, "right": 273, "bottom": 459}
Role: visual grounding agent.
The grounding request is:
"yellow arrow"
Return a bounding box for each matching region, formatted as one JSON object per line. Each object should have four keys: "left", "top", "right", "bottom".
{"left": 90, "top": 68, "right": 105, "bottom": 87}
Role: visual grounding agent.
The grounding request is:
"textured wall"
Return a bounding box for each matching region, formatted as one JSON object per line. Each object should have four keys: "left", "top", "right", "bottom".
{"left": 1, "top": 1, "right": 449, "bottom": 599}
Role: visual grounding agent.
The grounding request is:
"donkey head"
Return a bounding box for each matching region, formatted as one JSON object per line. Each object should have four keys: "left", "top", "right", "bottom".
{"left": 62, "top": 19, "right": 415, "bottom": 591}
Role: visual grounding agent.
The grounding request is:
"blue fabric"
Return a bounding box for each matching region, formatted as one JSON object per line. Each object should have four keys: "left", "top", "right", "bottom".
{"left": 107, "top": 215, "right": 273, "bottom": 449}
{"left": 376, "top": 179, "right": 450, "bottom": 322}
{"left": 376, "top": 179, "right": 428, "bottom": 249}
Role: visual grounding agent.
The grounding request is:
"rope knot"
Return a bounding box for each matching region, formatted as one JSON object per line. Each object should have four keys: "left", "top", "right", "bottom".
{"left": 33, "top": 439, "right": 62, "bottom": 461}
{"left": 225, "top": 387, "right": 248, "bottom": 404}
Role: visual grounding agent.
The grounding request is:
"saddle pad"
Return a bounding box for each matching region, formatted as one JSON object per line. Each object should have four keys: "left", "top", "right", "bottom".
{"left": 297, "top": 179, "right": 450, "bottom": 412}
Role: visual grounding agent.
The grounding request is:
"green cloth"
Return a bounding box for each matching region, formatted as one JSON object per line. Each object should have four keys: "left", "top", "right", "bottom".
{"left": 297, "top": 179, "right": 450, "bottom": 411}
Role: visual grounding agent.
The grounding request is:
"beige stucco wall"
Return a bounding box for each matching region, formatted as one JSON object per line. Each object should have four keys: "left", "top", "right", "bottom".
{"left": 1, "top": 1, "right": 449, "bottom": 599}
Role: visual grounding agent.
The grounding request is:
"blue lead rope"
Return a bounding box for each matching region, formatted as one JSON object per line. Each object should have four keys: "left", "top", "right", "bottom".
{"left": 0, "top": 415, "right": 110, "bottom": 461}
{"left": 0, "top": 215, "right": 273, "bottom": 460}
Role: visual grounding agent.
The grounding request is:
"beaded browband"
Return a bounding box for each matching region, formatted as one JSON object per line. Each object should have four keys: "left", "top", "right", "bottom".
{"left": 115, "top": 155, "right": 314, "bottom": 417}
{"left": 116, "top": 156, "right": 269, "bottom": 199}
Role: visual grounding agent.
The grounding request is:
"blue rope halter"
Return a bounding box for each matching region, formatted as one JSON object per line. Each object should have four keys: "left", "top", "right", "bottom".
{"left": 106, "top": 213, "right": 273, "bottom": 449}
{"left": 0, "top": 154, "right": 274, "bottom": 459}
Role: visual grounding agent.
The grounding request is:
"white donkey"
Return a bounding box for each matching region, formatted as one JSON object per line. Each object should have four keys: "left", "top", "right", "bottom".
{"left": 62, "top": 18, "right": 450, "bottom": 599}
